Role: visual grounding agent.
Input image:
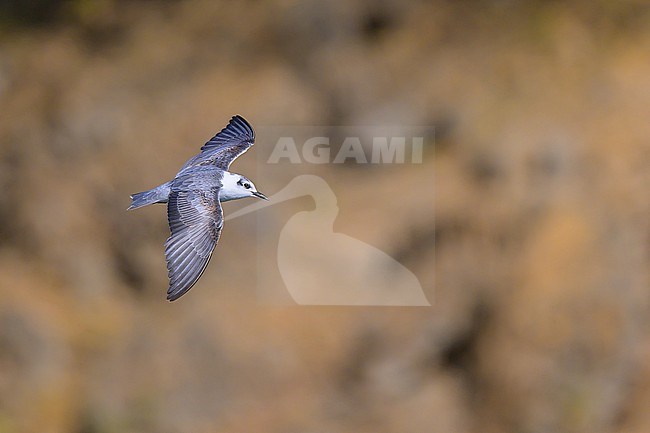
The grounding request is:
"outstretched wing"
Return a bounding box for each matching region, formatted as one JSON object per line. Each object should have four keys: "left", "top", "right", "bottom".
{"left": 180, "top": 115, "right": 255, "bottom": 171}
{"left": 164, "top": 186, "right": 223, "bottom": 301}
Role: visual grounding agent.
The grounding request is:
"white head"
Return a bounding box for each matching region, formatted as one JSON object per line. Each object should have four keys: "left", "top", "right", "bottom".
{"left": 221, "top": 172, "right": 268, "bottom": 202}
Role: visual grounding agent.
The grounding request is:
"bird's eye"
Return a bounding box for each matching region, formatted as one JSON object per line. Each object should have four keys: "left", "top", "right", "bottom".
{"left": 244, "top": 183, "right": 251, "bottom": 189}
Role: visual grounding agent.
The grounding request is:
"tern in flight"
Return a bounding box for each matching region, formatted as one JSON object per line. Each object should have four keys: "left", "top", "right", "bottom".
{"left": 127, "top": 115, "right": 267, "bottom": 301}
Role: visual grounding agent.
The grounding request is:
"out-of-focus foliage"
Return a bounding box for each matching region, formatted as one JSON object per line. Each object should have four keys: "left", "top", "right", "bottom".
{"left": 0, "top": 1, "right": 648, "bottom": 433}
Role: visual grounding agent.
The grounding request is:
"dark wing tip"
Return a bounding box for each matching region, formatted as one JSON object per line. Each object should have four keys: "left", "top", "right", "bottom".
{"left": 164, "top": 226, "right": 216, "bottom": 302}
{"left": 167, "top": 290, "right": 183, "bottom": 302}
{"left": 165, "top": 253, "right": 212, "bottom": 302}
{"left": 166, "top": 275, "right": 197, "bottom": 302}
{"left": 230, "top": 115, "right": 255, "bottom": 140}
{"left": 200, "top": 115, "right": 255, "bottom": 153}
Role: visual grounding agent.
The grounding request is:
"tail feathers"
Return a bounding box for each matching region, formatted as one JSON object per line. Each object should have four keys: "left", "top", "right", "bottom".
{"left": 127, "top": 182, "right": 172, "bottom": 210}
{"left": 128, "top": 190, "right": 158, "bottom": 210}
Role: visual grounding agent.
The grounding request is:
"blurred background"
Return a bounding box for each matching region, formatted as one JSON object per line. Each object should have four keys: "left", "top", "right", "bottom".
{"left": 0, "top": 0, "right": 648, "bottom": 432}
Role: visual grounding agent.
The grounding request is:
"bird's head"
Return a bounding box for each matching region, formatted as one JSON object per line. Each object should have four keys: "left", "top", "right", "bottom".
{"left": 221, "top": 172, "right": 267, "bottom": 201}
{"left": 236, "top": 175, "right": 267, "bottom": 200}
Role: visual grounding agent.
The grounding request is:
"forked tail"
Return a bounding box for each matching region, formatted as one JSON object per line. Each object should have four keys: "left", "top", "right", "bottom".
{"left": 127, "top": 181, "right": 172, "bottom": 210}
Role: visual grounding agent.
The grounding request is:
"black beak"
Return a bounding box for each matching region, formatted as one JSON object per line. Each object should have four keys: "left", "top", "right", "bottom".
{"left": 252, "top": 191, "right": 268, "bottom": 200}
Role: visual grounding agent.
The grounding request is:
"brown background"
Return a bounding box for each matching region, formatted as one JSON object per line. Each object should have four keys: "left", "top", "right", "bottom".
{"left": 0, "top": 1, "right": 648, "bottom": 432}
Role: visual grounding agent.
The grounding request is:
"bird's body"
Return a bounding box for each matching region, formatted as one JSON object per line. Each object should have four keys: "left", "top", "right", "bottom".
{"left": 128, "top": 115, "right": 266, "bottom": 301}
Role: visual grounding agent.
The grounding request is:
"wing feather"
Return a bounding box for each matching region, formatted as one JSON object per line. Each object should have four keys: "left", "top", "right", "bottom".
{"left": 164, "top": 187, "right": 223, "bottom": 301}
{"left": 179, "top": 115, "right": 255, "bottom": 171}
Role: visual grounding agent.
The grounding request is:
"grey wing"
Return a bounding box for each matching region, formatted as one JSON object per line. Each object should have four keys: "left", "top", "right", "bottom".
{"left": 164, "top": 187, "right": 223, "bottom": 301}
{"left": 180, "top": 115, "right": 255, "bottom": 171}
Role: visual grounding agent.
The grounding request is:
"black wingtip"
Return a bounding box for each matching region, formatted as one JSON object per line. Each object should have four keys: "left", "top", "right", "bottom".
{"left": 166, "top": 285, "right": 179, "bottom": 301}
{"left": 166, "top": 289, "right": 182, "bottom": 302}
{"left": 229, "top": 115, "right": 255, "bottom": 139}
{"left": 167, "top": 288, "right": 191, "bottom": 302}
{"left": 231, "top": 114, "right": 248, "bottom": 123}
{"left": 199, "top": 114, "right": 256, "bottom": 154}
